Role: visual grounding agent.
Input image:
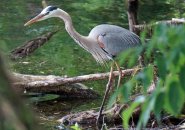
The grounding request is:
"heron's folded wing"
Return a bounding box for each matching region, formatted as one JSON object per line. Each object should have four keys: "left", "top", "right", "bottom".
{"left": 97, "top": 31, "right": 140, "bottom": 57}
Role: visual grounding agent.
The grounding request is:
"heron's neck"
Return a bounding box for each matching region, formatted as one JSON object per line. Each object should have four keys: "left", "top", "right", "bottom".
{"left": 57, "top": 9, "right": 85, "bottom": 43}
{"left": 56, "top": 9, "right": 110, "bottom": 64}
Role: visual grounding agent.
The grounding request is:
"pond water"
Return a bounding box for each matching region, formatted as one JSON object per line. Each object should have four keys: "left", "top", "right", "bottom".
{"left": 0, "top": 0, "right": 180, "bottom": 129}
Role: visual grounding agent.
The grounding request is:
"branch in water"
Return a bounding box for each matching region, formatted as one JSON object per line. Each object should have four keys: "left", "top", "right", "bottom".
{"left": 10, "top": 31, "right": 58, "bottom": 60}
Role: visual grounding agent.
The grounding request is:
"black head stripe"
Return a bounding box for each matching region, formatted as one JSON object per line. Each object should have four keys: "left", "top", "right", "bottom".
{"left": 47, "top": 6, "right": 58, "bottom": 12}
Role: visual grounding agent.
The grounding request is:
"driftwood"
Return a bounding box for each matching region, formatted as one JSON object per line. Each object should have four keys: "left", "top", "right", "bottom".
{"left": 12, "top": 69, "right": 136, "bottom": 88}
{"left": 12, "top": 68, "right": 138, "bottom": 98}
{"left": 10, "top": 31, "right": 58, "bottom": 60}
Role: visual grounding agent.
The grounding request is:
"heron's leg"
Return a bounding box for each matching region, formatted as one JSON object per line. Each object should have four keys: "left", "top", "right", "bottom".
{"left": 114, "top": 61, "right": 124, "bottom": 105}
{"left": 96, "top": 62, "right": 114, "bottom": 124}
{"left": 114, "top": 61, "right": 123, "bottom": 89}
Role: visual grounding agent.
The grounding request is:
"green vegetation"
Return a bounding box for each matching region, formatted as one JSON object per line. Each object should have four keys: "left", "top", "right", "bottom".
{"left": 112, "top": 24, "right": 185, "bottom": 128}
{"left": 0, "top": 0, "right": 185, "bottom": 129}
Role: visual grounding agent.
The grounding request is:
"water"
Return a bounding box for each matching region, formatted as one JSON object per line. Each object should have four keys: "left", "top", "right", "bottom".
{"left": 0, "top": 0, "right": 179, "bottom": 129}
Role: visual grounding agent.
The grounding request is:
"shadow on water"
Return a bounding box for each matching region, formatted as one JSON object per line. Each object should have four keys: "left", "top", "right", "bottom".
{"left": 0, "top": 0, "right": 180, "bottom": 129}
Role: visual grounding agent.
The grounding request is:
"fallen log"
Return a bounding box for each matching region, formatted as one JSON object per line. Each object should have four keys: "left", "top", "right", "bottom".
{"left": 12, "top": 68, "right": 139, "bottom": 98}
{"left": 127, "top": 0, "right": 139, "bottom": 34}
{"left": 10, "top": 31, "right": 58, "bottom": 60}
{"left": 13, "top": 69, "right": 136, "bottom": 87}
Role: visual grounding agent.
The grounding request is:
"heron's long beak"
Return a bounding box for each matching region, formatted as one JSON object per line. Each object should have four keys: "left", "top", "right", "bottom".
{"left": 24, "top": 14, "right": 45, "bottom": 26}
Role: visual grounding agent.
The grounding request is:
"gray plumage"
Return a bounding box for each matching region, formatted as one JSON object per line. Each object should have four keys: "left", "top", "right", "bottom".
{"left": 88, "top": 24, "right": 141, "bottom": 58}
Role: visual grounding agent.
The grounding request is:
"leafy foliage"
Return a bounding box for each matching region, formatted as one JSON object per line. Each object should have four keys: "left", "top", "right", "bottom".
{"left": 115, "top": 24, "right": 185, "bottom": 129}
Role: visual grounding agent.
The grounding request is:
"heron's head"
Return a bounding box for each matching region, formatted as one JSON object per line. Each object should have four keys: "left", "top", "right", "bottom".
{"left": 24, "top": 6, "right": 59, "bottom": 26}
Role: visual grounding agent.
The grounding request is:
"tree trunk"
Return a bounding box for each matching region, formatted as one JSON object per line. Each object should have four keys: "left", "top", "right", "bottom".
{"left": 127, "top": 0, "right": 139, "bottom": 34}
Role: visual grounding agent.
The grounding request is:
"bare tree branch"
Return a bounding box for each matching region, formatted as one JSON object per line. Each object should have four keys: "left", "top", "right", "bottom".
{"left": 127, "top": 0, "right": 139, "bottom": 34}
{"left": 11, "top": 68, "right": 139, "bottom": 98}
{"left": 13, "top": 69, "right": 136, "bottom": 88}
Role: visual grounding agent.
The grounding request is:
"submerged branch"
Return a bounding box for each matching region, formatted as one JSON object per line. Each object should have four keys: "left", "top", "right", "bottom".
{"left": 10, "top": 31, "right": 58, "bottom": 60}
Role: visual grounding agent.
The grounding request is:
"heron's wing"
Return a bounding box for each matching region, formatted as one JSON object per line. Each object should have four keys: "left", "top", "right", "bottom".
{"left": 97, "top": 30, "right": 140, "bottom": 57}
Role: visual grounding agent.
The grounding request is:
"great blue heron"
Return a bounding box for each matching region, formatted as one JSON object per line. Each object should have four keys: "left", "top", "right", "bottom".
{"left": 24, "top": 6, "right": 141, "bottom": 124}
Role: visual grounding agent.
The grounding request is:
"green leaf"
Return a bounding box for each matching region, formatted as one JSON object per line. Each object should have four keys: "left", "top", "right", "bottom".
{"left": 108, "top": 88, "right": 120, "bottom": 109}
{"left": 152, "top": 80, "right": 165, "bottom": 122}
{"left": 179, "top": 65, "right": 185, "bottom": 92}
{"left": 119, "top": 47, "right": 142, "bottom": 68}
{"left": 122, "top": 80, "right": 135, "bottom": 102}
{"left": 119, "top": 49, "right": 133, "bottom": 65}
{"left": 154, "top": 91, "right": 164, "bottom": 120}
{"left": 165, "top": 76, "right": 184, "bottom": 115}
{"left": 156, "top": 55, "right": 167, "bottom": 80}
{"left": 122, "top": 96, "right": 145, "bottom": 129}
{"left": 136, "top": 66, "right": 153, "bottom": 92}
{"left": 137, "top": 95, "right": 155, "bottom": 129}
{"left": 108, "top": 79, "right": 135, "bottom": 108}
